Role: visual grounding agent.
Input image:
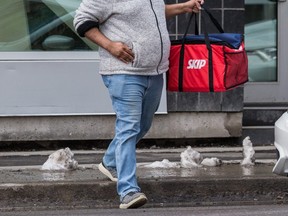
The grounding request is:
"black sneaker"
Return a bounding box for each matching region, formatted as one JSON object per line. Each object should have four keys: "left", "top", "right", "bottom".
{"left": 119, "top": 192, "right": 148, "bottom": 209}
{"left": 98, "top": 162, "right": 118, "bottom": 182}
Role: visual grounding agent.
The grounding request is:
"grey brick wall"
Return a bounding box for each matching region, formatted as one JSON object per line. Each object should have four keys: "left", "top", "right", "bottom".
{"left": 165, "top": 0, "right": 245, "bottom": 112}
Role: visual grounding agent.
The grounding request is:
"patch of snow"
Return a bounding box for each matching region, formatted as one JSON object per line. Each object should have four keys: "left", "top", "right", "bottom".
{"left": 143, "top": 159, "right": 180, "bottom": 168}
{"left": 141, "top": 146, "right": 224, "bottom": 169}
{"left": 41, "top": 147, "right": 78, "bottom": 171}
{"left": 149, "top": 145, "right": 160, "bottom": 149}
{"left": 241, "top": 136, "right": 255, "bottom": 166}
{"left": 180, "top": 146, "right": 203, "bottom": 168}
{"left": 201, "top": 157, "right": 222, "bottom": 167}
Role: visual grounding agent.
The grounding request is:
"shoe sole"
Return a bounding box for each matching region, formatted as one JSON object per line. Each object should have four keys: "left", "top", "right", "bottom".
{"left": 119, "top": 194, "right": 148, "bottom": 209}
{"left": 98, "top": 163, "right": 118, "bottom": 182}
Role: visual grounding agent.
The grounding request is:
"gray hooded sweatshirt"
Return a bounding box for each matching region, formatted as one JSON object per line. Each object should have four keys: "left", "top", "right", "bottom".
{"left": 74, "top": 0, "right": 170, "bottom": 76}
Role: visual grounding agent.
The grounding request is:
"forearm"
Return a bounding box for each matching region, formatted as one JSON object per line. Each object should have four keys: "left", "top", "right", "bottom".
{"left": 165, "top": 3, "right": 186, "bottom": 19}
{"left": 84, "top": 27, "right": 112, "bottom": 51}
{"left": 84, "top": 27, "right": 134, "bottom": 64}
{"left": 165, "top": 0, "right": 203, "bottom": 19}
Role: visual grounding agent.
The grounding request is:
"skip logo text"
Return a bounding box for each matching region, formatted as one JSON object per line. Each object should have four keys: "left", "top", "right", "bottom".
{"left": 187, "top": 59, "right": 206, "bottom": 70}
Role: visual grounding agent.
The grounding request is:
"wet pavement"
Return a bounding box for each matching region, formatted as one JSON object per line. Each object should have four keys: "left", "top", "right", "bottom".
{"left": 0, "top": 162, "right": 279, "bottom": 184}
{"left": 0, "top": 146, "right": 287, "bottom": 211}
{"left": 0, "top": 146, "right": 277, "bottom": 167}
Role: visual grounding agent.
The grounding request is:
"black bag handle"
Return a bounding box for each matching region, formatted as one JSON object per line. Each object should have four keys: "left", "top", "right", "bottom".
{"left": 183, "top": 6, "right": 224, "bottom": 38}
{"left": 178, "top": 7, "right": 222, "bottom": 92}
{"left": 202, "top": 6, "right": 224, "bottom": 33}
{"left": 201, "top": 14, "right": 214, "bottom": 92}
{"left": 178, "top": 13, "right": 198, "bottom": 91}
{"left": 183, "top": 13, "right": 199, "bottom": 37}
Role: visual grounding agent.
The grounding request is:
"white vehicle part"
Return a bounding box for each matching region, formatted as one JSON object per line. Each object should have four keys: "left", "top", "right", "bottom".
{"left": 273, "top": 111, "right": 288, "bottom": 176}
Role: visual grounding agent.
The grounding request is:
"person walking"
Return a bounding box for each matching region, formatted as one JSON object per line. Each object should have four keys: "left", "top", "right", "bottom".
{"left": 74, "top": 0, "right": 204, "bottom": 209}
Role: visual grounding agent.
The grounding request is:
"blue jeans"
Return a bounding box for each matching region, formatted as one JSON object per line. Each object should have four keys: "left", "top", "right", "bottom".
{"left": 101, "top": 74, "right": 163, "bottom": 199}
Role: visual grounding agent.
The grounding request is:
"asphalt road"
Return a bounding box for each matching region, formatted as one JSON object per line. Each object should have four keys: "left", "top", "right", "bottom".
{"left": 1, "top": 205, "right": 288, "bottom": 216}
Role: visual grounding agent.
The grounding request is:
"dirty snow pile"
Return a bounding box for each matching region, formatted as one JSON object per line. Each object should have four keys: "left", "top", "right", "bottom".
{"left": 144, "top": 146, "right": 222, "bottom": 169}
{"left": 144, "top": 159, "right": 180, "bottom": 168}
{"left": 201, "top": 157, "right": 223, "bottom": 167}
{"left": 181, "top": 146, "right": 222, "bottom": 167}
{"left": 241, "top": 136, "right": 255, "bottom": 166}
{"left": 41, "top": 147, "right": 78, "bottom": 171}
{"left": 180, "top": 146, "right": 203, "bottom": 168}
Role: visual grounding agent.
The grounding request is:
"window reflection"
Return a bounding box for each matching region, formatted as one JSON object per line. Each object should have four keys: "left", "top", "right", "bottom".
{"left": 245, "top": 0, "right": 277, "bottom": 82}
{"left": 0, "top": 0, "right": 98, "bottom": 51}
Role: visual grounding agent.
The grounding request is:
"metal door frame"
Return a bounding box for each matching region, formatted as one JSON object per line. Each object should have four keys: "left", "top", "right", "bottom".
{"left": 244, "top": 0, "right": 288, "bottom": 104}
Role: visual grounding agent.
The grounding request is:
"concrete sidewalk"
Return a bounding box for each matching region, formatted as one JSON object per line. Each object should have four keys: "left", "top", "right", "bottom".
{"left": 0, "top": 146, "right": 287, "bottom": 211}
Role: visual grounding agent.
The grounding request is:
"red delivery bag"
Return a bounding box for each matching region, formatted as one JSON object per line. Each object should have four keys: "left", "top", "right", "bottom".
{"left": 167, "top": 8, "right": 248, "bottom": 92}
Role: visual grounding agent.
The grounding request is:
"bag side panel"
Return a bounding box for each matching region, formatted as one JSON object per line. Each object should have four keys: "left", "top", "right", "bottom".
{"left": 224, "top": 42, "right": 248, "bottom": 89}
{"left": 167, "top": 44, "right": 181, "bottom": 91}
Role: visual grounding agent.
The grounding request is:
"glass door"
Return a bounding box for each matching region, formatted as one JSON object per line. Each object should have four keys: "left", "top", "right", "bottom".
{"left": 0, "top": 0, "right": 168, "bottom": 116}
{"left": 244, "top": 0, "right": 288, "bottom": 103}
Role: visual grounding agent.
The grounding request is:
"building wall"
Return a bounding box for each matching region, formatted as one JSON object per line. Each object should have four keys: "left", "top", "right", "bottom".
{"left": 0, "top": 0, "right": 245, "bottom": 143}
